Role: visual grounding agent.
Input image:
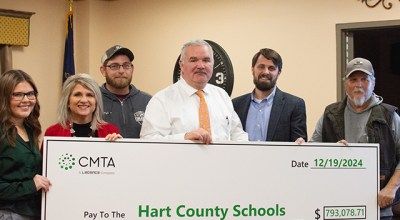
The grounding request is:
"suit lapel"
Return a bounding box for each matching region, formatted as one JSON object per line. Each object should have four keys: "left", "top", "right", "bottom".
{"left": 16, "top": 128, "right": 35, "bottom": 153}
{"left": 239, "top": 94, "right": 252, "bottom": 130}
{"left": 267, "top": 88, "right": 284, "bottom": 141}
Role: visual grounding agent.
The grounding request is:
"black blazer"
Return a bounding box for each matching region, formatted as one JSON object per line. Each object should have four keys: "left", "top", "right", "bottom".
{"left": 232, "top": 87, "right": 307, "bottom": 141}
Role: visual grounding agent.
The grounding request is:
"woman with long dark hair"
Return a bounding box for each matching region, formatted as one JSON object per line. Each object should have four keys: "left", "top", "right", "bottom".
{"left": 0, "top": 69, "right": 51, "bottom": 220}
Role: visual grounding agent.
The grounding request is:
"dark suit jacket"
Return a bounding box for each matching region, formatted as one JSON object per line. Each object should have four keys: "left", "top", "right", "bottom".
{"left": 232, "top": 87, "right": 307, "bottom": 141}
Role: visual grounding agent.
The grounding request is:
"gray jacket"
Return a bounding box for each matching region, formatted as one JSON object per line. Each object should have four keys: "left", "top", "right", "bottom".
{"left": 100, "top": 84, "right": 152, "bottom": 138}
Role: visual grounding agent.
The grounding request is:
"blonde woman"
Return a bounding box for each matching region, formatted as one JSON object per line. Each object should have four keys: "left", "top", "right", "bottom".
{"left": 45, "top": 73, "right": 121, "bottom": 140}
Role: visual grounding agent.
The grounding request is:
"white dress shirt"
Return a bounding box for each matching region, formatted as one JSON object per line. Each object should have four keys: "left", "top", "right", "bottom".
{"left": 140, "top": 79, "right": 248, "bottom": 141}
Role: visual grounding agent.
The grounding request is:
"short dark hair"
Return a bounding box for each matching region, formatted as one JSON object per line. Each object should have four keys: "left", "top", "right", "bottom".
{"left": 251, "top": 48, "right": 283, "bottom": 71}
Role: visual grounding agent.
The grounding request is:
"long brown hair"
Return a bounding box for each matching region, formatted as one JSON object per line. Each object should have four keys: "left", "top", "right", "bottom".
{"left": 0, "top": 69, "right": 41, "bottom": 147}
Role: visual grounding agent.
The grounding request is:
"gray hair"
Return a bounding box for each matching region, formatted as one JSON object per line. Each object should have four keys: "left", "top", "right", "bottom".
{"left": 179, "top": 39, "right": 214, "bottom": 62}
{"left": 58, "top": 73, "right": 105, "bottom": 130}
{"left": 343, "top": 73, "right": 376, "bottom": 82}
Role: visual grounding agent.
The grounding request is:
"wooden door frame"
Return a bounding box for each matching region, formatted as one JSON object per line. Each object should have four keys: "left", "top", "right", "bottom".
{"left": 336, "top": 20, "right": 400, "bottom": 100}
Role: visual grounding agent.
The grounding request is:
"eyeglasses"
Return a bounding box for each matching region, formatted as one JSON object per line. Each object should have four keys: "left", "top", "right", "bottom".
{"left": 12, "top": 91, "right": 37, "bottom": 101}
{"left": 105, "top": 63, "right": 133, "bottom": 71}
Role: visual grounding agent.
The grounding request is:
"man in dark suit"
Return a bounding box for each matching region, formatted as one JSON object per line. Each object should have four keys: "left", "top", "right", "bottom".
{"left": 232, "top": 48, "right": 307, "bottom": 142}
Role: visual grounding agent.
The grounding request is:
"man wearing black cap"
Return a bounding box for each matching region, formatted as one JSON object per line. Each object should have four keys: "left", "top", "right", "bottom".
{"left": 310, "top": 57, "right": 400, "bottom": 219}
{"left": 100, "top": 45, "right": 151, "bottom": 138}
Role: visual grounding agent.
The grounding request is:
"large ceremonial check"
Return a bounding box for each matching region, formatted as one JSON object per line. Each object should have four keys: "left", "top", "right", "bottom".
{"left": 42, "top": 137, "right": 379, "bottom": 220}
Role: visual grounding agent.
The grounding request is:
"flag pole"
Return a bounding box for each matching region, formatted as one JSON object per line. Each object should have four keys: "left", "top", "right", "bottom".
{"left": 63, "top": 0, "right": 75, "bottom": 83}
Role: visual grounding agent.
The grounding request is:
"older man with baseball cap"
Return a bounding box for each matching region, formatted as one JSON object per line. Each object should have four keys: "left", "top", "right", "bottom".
{"left": 100, "top": 45, "right": 151, "bottom": 138}
{"left": 310, "top": 57, "right": 400, "bottom": 219}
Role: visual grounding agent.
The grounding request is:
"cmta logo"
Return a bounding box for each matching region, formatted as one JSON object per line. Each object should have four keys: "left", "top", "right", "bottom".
{"left": 59, "top": 153, "right": 76, "bottom": 170}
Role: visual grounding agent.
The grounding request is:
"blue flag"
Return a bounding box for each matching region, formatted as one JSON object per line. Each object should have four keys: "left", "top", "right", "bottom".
{"left": 63, "top": 11, "right": 75, "bottom": 83}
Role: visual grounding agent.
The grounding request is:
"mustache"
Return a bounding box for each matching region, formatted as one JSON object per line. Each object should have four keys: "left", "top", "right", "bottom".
{"left": 195, "top": 70, "right": 208, "bottom": 74}
{"left": 258, "top": 73, "right": 272, "bottom": 80}
{"left": 353, "top": 88, "right": 365, "bottom": 93}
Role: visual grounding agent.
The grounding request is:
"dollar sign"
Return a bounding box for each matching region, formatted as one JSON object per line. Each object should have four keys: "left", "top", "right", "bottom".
{"left": 315, "top": 208, "right": 321, "bottom": 220}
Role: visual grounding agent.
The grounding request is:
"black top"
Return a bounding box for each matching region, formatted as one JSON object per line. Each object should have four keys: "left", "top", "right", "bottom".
{"left": 71, "top": 123, "right": 97, "bottom": 137}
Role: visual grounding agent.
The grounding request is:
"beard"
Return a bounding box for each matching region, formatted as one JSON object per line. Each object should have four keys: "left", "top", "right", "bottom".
{"left": 350, "top": 96, "right": 367, "bottom": 106}
{"left": 346, "top": 88, "right": 373, "bottom": 107}
{"left": 253, "top": 73, "right": 277, "bottom": 91}
{"left": 105, "top": 75, "right": 132, "bottom": 89}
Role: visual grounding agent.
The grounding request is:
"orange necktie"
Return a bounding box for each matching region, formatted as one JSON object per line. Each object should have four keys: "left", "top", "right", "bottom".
{"left": 196, "top": 90, "right": 211, "bottom": 132}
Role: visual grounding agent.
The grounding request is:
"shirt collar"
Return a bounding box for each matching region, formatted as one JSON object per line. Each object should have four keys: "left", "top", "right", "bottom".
{"left": 251, "top": 86, "right": 277, "bottom": 103}
{"left": 179, "top": 78, "right": 210, "bottom": 96}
